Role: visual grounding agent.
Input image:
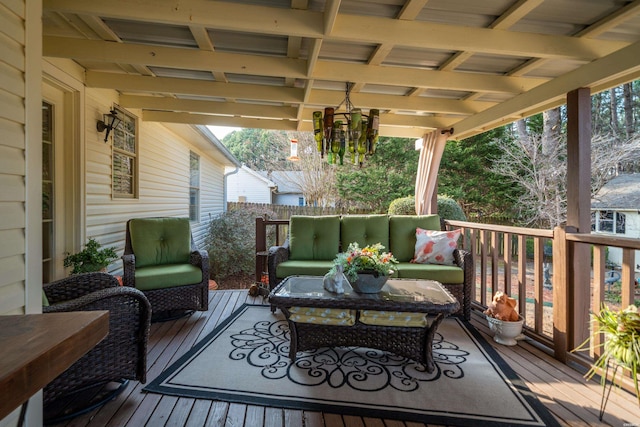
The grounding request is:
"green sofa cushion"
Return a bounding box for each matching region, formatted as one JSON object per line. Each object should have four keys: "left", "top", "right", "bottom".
{"left": 340, "top": 215, "right": 389, "bottom": 250}
{"left": 289, "top": 216, "right": 341, "bottom": 261}
{"left": 134, "top": 264, "right": 203, "bottom": 291}
{"left": 129, "top": 217, "right": 192, "bottom": 268}
{"left": 394, "top": 262, "right": 464, "bottom": 283}
{"left": 276, "top": 260, "right": 335, "bottom": 279}
{"left": 389, "top": 215, "right": 441, "bottom": 262}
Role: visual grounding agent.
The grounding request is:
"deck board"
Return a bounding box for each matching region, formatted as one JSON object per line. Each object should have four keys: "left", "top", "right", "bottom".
{"left": 52, "top": 290, "right": 638, "bottom": 427}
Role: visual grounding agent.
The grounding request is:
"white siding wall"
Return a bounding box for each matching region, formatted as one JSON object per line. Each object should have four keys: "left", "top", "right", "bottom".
{"left": 274, "top": 193, "right": 303, "bottom": 206}
{"left": 226, "top": 167, "right": 272, "bottom": 203}
{"left": 82, "top": 89, "right": 229, "bottom": 274}
{"left": 604, "top": 210, "right": 640, "bottom": 271}
{"left": 0, "top": 0, "right": 38, "bottom": 318}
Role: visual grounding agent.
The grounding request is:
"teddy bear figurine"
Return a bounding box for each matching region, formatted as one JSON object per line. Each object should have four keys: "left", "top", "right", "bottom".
{"left": 323, "top": 264, "right": 346, "bottom": 294}
{"left": 484, "top": 291, "right": 519, "bottom": 321}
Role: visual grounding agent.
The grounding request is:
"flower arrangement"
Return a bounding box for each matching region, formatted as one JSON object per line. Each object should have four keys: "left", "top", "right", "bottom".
{"left": 330, "top": 242, "right": 398, "bottom": 284}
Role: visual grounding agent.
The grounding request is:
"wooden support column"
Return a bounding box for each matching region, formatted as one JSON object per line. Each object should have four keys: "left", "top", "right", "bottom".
{"left": 565, "top": 87, "right": 591, "bottom": 352}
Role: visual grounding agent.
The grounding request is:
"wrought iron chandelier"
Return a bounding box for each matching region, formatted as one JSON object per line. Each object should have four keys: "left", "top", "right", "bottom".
{"left": 312, "top": 82, "right": 379, "bottom": 167}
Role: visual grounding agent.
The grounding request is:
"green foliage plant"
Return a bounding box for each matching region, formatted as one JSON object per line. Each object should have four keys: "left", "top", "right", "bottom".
{"left": 573, "top": 304, "right": 640, "bottom": 407}
{"left": 63, "top": 238, "right": 118, "bottom": 274}
{"left": 387, "top": 195, "right": 467, "bottom": 221}
{"left": 205, "top": 205, "right": 276, "bottom": 282}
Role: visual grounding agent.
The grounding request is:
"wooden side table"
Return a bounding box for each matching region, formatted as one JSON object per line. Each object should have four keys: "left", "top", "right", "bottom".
{"left": 0, "top": 311, "right": 109, "bottom": 421}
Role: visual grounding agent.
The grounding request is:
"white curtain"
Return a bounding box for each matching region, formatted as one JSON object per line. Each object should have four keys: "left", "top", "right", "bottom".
{"left": 414, "top": 129, "right": 449, "bottom": 215}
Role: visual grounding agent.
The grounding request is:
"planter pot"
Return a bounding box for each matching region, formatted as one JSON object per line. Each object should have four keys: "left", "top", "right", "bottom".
{"left": 486, "top": 315, "right": 525, "bottom": 346}
{"left": 351, "top": 271, "right": 388, "bottom": 294}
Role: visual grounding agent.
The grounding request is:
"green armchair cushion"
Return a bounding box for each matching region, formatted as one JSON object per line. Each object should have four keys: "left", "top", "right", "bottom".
{"left": 134, "top": 264, "right": 203, "bottom": 291}
{"left": 289, "top": 216, "right": 341, "bottom": 261}
{"left": 129, "top": 217, "right": 191, "bottom": 268}
{"left": 389, "top": 215, "right": 441, "bottom": 262}
{"left": 340, "top": 214, "right": 389, "bottom": 250}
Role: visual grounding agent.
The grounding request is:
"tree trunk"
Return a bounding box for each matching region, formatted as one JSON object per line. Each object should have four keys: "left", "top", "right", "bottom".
{"left": 542, "top": 108, "right": 561, "bottom": 155}
{"left": 623, "top": 82, "right": 634, "bottom": 138}
{"left": 610, "top": 87, "right": 618, "bottom": 136}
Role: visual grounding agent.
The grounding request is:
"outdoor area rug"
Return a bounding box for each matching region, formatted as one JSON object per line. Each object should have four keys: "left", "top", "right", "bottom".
{"left": 144, "top": 304, "right": 560, "bottom": 427}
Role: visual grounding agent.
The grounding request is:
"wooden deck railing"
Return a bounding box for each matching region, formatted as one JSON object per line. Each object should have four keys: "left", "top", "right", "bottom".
{"left": 256, "top": 217, "right": 639, "bottom": 379}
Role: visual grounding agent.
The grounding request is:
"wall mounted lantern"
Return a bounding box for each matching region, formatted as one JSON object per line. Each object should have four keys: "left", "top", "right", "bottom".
{"left": 96, "top": 109, "right": 121, "bottom": 142}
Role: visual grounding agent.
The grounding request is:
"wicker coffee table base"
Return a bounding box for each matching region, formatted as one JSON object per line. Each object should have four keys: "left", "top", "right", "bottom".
{"left": 285, "top": 312, "right": 446, "bottom": 373}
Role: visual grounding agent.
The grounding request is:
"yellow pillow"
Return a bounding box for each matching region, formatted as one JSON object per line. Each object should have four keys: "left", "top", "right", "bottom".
{"left": 289, "top": 306, "right": 356, "bottom": 326}
{"left": 359, "top": 310, "right": 427, "bottom": 327}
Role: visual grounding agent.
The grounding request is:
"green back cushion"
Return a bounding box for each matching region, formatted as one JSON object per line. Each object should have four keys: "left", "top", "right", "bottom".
{"left": 42, "top": 290, "right": 50, "bottom": 307}
{"left": 129, "top": 217, "right": 191, "bottom": 267}
{"left": 289, "top": 216, "right": 340, "bottom": 261}
{"left": 389, "top": 215, "right": 441, "bottom": 262}
{"left": 340, "top": 215, "right": 389, "bottom": 250}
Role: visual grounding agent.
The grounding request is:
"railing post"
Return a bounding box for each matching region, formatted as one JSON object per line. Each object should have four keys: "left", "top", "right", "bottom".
{"left": 552, "top": 225, "right": 570, "bottom": 362}
{"left": 255, "top": 216, "right": 267, "bottom": 283}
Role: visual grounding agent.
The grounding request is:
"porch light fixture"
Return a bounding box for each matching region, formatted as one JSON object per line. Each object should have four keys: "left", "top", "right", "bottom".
{"left": 312, "top": 82, "right": 379, "bottom": 167}
{"left": 286, "top": 138, "right": 300, "bottom": 161}
{"left": 96, "top": 109, "right": 121, "bottom": 143}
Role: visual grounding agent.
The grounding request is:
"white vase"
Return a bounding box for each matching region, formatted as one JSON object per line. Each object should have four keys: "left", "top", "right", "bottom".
{"left": 486, "top": 315, "right": 525, "bottom": 346}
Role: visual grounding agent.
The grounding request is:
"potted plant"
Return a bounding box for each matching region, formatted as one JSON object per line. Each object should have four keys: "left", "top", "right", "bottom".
{"left": 574, "top": 304, "right": 640, "bottom": 418}
{"left": 329, "top": 242, "right": 398, "bottom": 293}
{"left": 484, "top": 291, "right": 524, "bottom": 346}
{"left": 63, "top": 237, "right": 118, "bottom": 274}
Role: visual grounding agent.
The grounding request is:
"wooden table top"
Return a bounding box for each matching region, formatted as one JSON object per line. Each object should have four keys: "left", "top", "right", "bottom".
{"left": 0, "top": 311, "right": 109, "bottom": 420}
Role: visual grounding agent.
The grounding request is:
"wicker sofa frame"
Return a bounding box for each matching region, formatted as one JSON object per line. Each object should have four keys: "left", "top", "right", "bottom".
{"left": 268, "top": 215, "right": 473, "bottom": 320}
{"left": 122, "top": 218, "right": 209, "bottom": 318}
{"left": 42, "top": 272, "right": 151, "bottom": 415}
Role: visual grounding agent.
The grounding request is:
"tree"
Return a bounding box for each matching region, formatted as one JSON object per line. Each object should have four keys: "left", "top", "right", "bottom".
{"left": 335, "top": 137, "right": 419, "bottom": 212}
{"left": 438, "top": 126, "right": 522, "bottom": 221}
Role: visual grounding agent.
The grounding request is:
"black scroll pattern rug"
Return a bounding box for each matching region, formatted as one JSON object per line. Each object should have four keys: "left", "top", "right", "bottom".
{"left": 144, "top": 304, "right": 559, "bottom": 427}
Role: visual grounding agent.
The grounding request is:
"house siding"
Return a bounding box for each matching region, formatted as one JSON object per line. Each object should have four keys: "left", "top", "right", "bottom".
{"left": 226, "top": 166, "right": 273, "bottom": 204}
{"left": 0, "top": 0, "right": 27, "bottom": 316}
{"left": 82, "top": 90, "right": 229, "bottom": 274}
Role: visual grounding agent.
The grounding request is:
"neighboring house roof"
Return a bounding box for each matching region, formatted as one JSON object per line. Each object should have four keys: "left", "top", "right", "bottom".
{"left": 195, "top": 126, "right": 242, "bottom": 168}
{"left": 591, "top": 174, "right": 640, "bottom": 210}
{"left": 258, "top": 171, "right": 304, "bottom": 195}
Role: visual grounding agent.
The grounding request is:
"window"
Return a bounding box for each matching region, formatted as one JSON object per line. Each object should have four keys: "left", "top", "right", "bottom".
{"left": 298, "top": 197, "right": 304, "bottom": 207}
{"left": 112, "top": 107, "right": 138, "bottom": 198}
{"left": 594, "top": 210, "right": 626, "bottom": 234}
{"left": 189, "top": 151, "right": 200, "bottom": 221}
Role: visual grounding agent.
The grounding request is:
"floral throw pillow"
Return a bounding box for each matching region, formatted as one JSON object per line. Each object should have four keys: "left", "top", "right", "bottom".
{"left": 411, "top": 228, "right": 461, "bottom": 265}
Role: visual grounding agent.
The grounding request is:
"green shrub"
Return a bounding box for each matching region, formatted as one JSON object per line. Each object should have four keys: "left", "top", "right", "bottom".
{"left": 388, "top": 195, "right": 466, "bottom": 221}
{"left": 205, "top": 206, "right": 276, "bottom": 281}
{"left": 388, "top": 196, "right": 415, "bottom": 215}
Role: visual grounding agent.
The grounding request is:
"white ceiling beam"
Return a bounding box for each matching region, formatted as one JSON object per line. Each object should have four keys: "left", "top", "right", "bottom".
{"left": 43, "top": 0, "right": 628, "bottom": 61}
{"left": 86, "top": 71, "right": 304, "bottom": 102}
{"left": 143, "top": 111, "right": 300, "bottom": 131}
{"left": 45, "top": 36, "right": 548, "bottom": 94}
{"left": 44, "top": 36, "right": 308, "bottom": 79}
{"left": 308, "top": 90, "right": 495, "bottom": 114}
{"left": 312, "top": 61, "right": 546, "bottom": 94}
{"left": 120, "top": 95, "right": 298, "bottom": 119}
{"left": 454, "top": 40, "right": 640, "bottom": 139}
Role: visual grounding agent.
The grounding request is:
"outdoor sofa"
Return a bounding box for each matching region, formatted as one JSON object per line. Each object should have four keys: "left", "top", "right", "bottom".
{"left": 268, "top": 214, "right": 473, "bottom": 320}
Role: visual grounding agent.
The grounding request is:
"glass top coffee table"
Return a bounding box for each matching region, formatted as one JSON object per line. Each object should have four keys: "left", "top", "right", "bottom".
{"left": 269, "top": 276, "right": 460, "bottom": 372}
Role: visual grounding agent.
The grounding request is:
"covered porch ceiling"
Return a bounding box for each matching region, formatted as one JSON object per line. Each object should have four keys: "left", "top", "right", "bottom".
{"left": 43, "top": 0, "right": 640, "bottom": 140}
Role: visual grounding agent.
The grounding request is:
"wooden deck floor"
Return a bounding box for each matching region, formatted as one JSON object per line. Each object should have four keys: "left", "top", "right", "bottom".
{"left": 53, "top": 290, "right": 639, "bottom": 427}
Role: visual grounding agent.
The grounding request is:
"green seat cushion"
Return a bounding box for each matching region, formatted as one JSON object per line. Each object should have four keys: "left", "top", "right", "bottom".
{"left": 129, "top": 217, "right": 192, "bottom": 268}
{"left": 276, "top": 260, "right": 336, "bottom": 279}
{"left": 389, "top": 215, "right": 441, "bottom": 262}
{"left": 42, "top": 290, "right": 50, "bottom": 307}
{"left": 394, "top": 262, "right": 464, "bottom": 283}
{"left": 134, "top": 264, "right": 203, "bottom": 291}
{"left": 340, "top": 215, "right": 389, "bottom": 250}
{"left": 288, "top": 216, "right": 340, "bottom": 261}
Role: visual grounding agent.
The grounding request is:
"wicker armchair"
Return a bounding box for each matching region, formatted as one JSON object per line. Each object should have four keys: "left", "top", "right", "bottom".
{"left": 42, "top": 272, "right": 151, "bottom": 419}
{"left": 122, "top": 217, "right": 209, "bottom": 320}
